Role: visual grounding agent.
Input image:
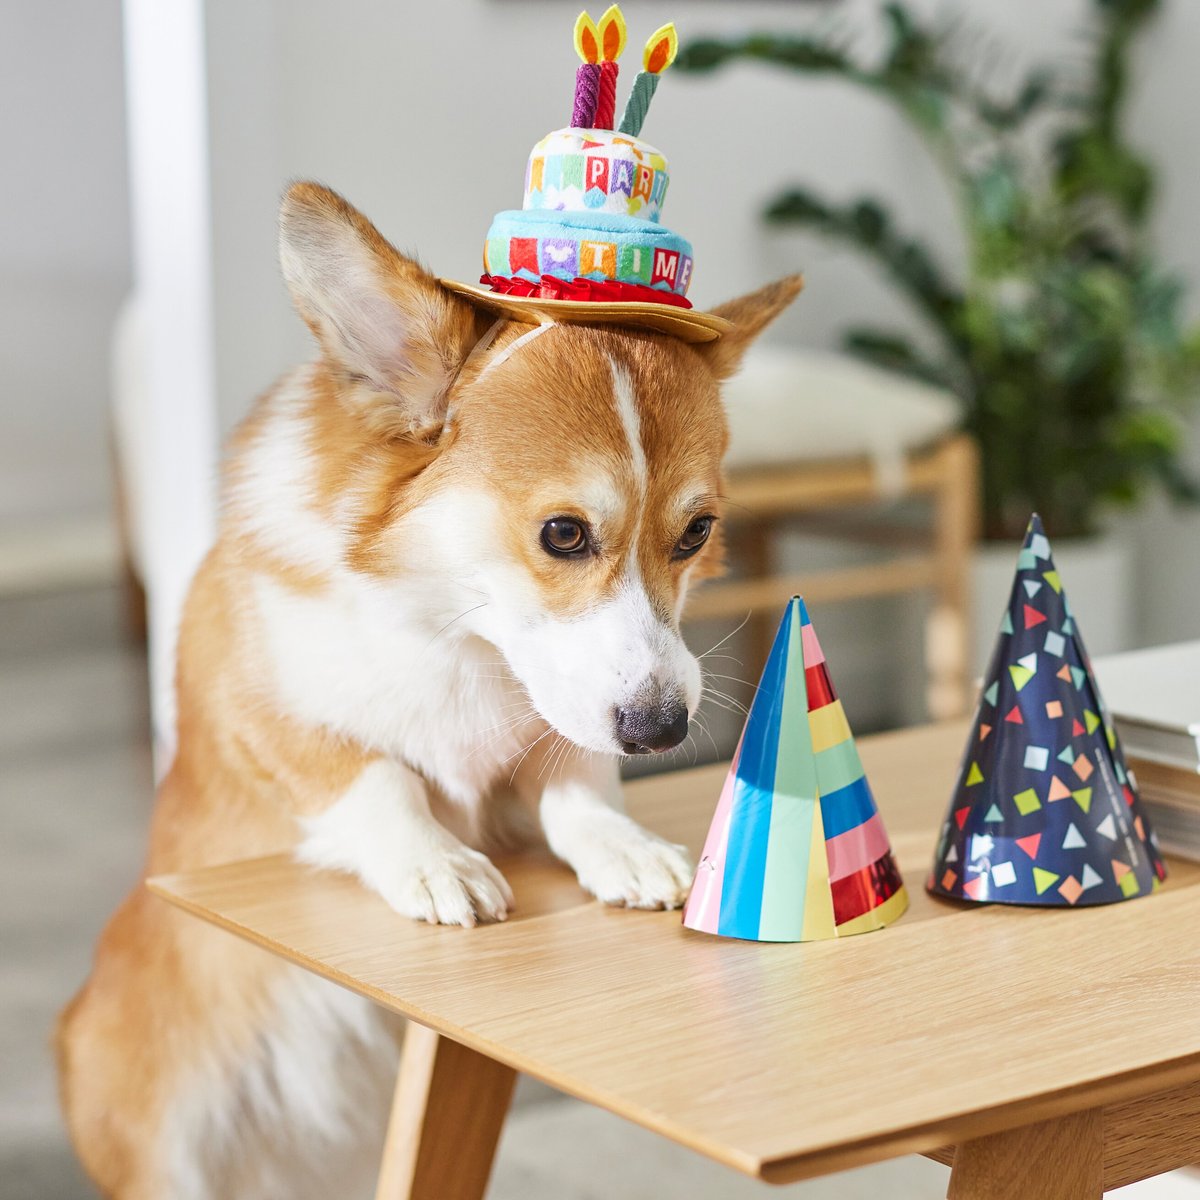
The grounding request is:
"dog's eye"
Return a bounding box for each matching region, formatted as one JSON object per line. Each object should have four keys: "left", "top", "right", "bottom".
{"left": 541, "top": 518, "right": 590, "bottom": 557}
{"left": 674, "top": 515, "right": 714, "bottom": 559}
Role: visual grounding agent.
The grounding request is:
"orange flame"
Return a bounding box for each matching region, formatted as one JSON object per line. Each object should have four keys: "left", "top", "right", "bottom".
{"left": 598, "top": 5, "right": 627, "bottom": 62}
{"left": 574, "top": 11, "right": 600, "bottom": 64}
{"left": 643, "top": 23, "right": 678, "bottom": 75}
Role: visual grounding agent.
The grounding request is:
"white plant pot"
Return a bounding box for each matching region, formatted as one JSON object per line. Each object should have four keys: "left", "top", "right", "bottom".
{"left": 971, "top": 532, "right": 1134, "bottom": 677}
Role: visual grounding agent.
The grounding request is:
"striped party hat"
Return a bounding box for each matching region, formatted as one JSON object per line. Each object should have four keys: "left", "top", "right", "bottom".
{"left": 683, "top": 597, "right": 908, "bottom": 942}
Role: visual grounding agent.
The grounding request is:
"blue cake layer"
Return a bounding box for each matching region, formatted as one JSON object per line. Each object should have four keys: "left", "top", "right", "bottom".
{"left": 483, "top": 209, "right": 694, "bottom": 296}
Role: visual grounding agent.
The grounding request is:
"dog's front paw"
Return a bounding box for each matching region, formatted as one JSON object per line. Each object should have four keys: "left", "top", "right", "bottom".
{"left": 565, "top": 814, "right": 694, "bottom": 910}
{"left": 378, "top": 839, "right": 514, "bottom": 928}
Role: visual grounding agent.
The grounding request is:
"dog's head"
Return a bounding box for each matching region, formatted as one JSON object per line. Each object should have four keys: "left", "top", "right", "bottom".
{"left": 276, "top": 183, "right": 800, "bottom": 756}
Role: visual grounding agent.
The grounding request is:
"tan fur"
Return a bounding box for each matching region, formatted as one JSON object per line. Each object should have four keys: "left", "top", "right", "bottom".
{"left": 57, "top": 182, "right": 800, "bottom": 1198}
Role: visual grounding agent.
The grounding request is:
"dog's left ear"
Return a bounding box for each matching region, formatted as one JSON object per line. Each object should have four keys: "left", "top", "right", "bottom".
{"left": 279, "top": 181, "right": 482, "bottom": 433}
{"left": 699, "top": 276, "right": 804, "bottom": 381}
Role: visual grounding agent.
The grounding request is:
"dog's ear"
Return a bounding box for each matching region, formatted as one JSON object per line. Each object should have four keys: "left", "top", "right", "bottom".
{"left": 699, "top": 276, "right": 804, "bottom": 381}
{"left": 279, "top": 181, "right": 481, "bottom": 432}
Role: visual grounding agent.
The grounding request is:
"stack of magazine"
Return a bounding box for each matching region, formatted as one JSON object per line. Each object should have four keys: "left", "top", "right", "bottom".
{"left": 1095, "top": 641, "right": 1200, "bottom": 861}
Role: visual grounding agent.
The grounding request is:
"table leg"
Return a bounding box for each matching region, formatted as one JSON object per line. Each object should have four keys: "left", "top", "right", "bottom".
{"left": 946, "top": 1109, "right": 1103, "bottom": 1200}
{"left": 374, "top": 1022, "right": 517, "bottom": 1200}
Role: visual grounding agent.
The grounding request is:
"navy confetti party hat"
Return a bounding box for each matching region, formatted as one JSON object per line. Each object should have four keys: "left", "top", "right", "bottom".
{"left": 928, "top": 515, "right": 1166, "bottom": 907}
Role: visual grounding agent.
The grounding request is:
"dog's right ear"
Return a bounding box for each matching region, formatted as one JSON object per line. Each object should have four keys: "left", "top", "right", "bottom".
{"left": 699, "top": 276, "right": 805, "bottom": 382}
{"left": 279, "top": 181, "right": 481, "bottom": 433}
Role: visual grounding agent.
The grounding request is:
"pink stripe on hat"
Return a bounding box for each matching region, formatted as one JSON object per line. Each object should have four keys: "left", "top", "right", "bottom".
{"left": 825, "top": 810, "right": 891, "bottom": 882}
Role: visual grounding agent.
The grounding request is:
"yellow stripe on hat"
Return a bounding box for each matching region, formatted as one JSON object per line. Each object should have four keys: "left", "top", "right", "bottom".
{"left": 809, "top": 699, "right": 852, "bottom": 754}
{"left": 800, "top": 794, "right": 836, "bottom": 941}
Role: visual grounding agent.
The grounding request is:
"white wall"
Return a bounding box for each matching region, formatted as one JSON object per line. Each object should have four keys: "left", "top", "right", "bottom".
{"left": 200, "top": 0, "right": 1200, "bottom": 651}
{"left": 0, "top": 0, "right": 131, "bottom": 526}
{"left": 204, "top": 0, "right": 956, "bottom": 432}
{"left": 1125, "top": 5, "right": 1200, "bottom": 645}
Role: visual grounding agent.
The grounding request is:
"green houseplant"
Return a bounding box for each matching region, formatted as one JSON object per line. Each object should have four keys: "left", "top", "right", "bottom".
{"left": 678, "top": 0, "right": 1200, "bottom": 541}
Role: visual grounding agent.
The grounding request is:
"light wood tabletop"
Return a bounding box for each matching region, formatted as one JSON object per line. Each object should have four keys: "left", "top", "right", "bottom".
{"left": 149, "top": 722, "right": 1200, "bottom": 1199}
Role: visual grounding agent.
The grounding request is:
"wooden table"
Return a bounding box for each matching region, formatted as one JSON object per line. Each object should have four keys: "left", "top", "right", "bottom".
{"left": 149, "top": 722, "right": 1200, "bottom": 1200}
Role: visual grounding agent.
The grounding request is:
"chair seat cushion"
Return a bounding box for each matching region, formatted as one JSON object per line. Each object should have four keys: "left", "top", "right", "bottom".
{"left": 722, "top": 347, "right": 961, "bottom": 472}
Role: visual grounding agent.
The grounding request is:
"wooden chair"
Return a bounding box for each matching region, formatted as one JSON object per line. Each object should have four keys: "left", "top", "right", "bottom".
{"left": 687, "top": 348, "right": 980, "bottom": 721}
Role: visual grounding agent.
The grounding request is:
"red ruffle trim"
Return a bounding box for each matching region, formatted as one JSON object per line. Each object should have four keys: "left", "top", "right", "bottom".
{"left": 479, "top": 274, "right": 693, "bottom": 309}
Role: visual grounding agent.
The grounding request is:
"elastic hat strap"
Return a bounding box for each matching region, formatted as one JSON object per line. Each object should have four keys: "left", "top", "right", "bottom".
{"left": 442, "top": 319, "right": 554, "bottom": 426}
{"left": 477, "top": 320, "right": 554, "bottom": 379}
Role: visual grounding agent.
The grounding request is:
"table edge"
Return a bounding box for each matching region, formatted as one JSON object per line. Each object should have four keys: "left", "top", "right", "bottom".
{"left": 146, "top": 872, "right": 1200, "bottom": 1184}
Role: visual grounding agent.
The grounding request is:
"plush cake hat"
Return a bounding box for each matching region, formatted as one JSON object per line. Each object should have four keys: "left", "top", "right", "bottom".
{"left": 442, "top": 7, "right": 731, "bottom": 343}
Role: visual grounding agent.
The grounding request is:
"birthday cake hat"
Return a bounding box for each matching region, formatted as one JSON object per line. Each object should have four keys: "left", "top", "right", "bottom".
{"left": 442, "top": 6, "right": 732, "bottom": 343}
{"left": 683, "top": 597, "right": 909, "bottom": 942}
{"left": 928, "top": 515, "right": 1167, "bottom": 907}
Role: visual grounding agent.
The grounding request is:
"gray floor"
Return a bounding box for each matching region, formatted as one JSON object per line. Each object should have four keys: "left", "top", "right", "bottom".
{"left": 1, "top": 586, "right": 153, "bottom": 1199}
{"left": 2, "top": 585, "right": 1193, "bottom": 1199}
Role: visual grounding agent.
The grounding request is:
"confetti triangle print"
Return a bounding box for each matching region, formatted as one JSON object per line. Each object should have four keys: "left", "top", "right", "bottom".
{"left": 927, "top": 515, "right": 1165, "bottom": 907}
{"left": 683, "top": 597, "right": 908, "bottom": 941}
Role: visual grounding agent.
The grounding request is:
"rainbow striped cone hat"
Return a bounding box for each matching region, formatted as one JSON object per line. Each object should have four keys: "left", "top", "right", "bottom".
{"left": 683, "top": 597, "right": 909, "bottom": 942}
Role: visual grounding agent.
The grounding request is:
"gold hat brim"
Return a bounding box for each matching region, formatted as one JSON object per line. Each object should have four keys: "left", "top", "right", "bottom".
{"left": 439, "top": 279, "right": 732, "bottom": 344}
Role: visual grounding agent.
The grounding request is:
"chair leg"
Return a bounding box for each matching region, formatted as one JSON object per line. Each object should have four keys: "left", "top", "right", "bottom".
{"left": 926, "top": 434, "right": 980, "bottom": 720}
{"left": 739, "top": 517, "right": 776, "bottom": 671}
{"left": 375, "top": 1022, "right": 517, "bottom": 1200}
{"left": 947, "top": 1109, "right": 1103, "bottom": 1200}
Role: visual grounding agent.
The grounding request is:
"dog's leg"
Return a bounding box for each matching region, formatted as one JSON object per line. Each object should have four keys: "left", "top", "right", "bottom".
{"left": 298, "top": 759, "right": 513, "bottom": 926}
{"left": 524, "top": 748, "right": 693, "bottom": 909}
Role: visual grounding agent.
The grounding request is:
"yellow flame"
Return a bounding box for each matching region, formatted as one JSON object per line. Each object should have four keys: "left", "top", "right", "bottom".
{"left": 574, "top": 11, "right": 600, "bottom": 64}
{"left": 643, "top": 23, "right": 678, "bottom": 74}
{"left": 598, "top": 5, "right": 627, "bottom": 62}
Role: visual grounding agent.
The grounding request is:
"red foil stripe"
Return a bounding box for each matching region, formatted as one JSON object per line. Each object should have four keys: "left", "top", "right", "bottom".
{"left": 831, "top": 851, "right": 904, "bottom": 925}
{"left": 804, "top": 661, "right": 837, "bottom": 709}
{"left": 479, "top": 273, "right": 693, "bottom": 309}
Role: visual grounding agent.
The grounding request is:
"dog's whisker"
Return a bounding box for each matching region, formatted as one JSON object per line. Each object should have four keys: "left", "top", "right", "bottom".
{"left": 702, "top": 670, "right": 756, "bottom": 688}
{"left": 700, "top": 681, "right": 744, "bottom": 705}
{"left": 538, "top": 735, "right": 568, "bottom": 783}
{"left": 697, "top": 613, "right": 752, "bottom": 661}
{"left": 700, "top": 691, "right": 747, "bottom": 714}
{"left": 505, "top": 726, "right": 555, "bottom": 783}
{"left": 464, "top": 707, "right": 541, "bottom": 756}
{"left": 700, "top": 678, "right": 746, "bottom": 701}
{"left": 698, "top": 690, "right": 748, "bottom": 718}
{"left": 679, "top": 730, "right": 698, "bottom": 767}
{"left": 543, "top": 735, "right": 563, "bottom": 778}
{"left": 697, "top": 651, "right": 743, "bottom": 668}
{"left": 485, "top": 698, "right": 538, "bottom": 715}
{"left": 472, "top": 661, "right": 573, "bottom": 681}
{"left": 693, "top": 714, "right": 722, "bottom": 762}
{"left": 425, "top": 601, "right": 489, "bottom": 650}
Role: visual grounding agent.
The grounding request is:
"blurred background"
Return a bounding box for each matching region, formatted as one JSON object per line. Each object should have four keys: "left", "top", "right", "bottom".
{"left": 3, "top": 0, "right": 1199, "bottom": 1195}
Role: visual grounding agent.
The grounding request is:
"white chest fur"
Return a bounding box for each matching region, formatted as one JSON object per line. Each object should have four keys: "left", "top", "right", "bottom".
{"left": 252, "top": 571, "right": 546, "bottom": 806}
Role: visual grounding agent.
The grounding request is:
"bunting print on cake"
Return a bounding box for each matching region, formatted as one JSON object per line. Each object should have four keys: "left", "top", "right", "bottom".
{"left": 683, "top": 597, "right": 908, "bottom": 942}
{"left": 928, "top": 515, "right": 1167, "bottom": 907}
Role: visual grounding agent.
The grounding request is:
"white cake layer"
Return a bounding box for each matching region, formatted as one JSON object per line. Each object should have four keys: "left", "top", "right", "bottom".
{"left": 523, "top": 128, "right": 669, "bottom": 223}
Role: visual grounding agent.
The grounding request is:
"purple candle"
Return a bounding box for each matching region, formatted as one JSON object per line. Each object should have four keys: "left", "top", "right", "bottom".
{"left": 571, "top": 12, "right": 601, "bottom": 128}
{"left": 571, "top": 62, "right": 600, "bottom": 128}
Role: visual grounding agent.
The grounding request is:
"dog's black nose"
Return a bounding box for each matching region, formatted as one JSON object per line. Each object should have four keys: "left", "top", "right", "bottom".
{"left": 615, "top": 703, "right": 689, "bottom": 754}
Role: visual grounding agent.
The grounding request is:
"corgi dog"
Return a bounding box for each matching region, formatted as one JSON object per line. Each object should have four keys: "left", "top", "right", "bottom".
{"left": 58, "top": 182, "right": 801, "bottom": 1199}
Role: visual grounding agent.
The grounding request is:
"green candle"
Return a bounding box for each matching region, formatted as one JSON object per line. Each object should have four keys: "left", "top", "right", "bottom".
{"left": 617, "top": 24, "right": 677, "bottom": 139}
{"left": 618, "top": 72, "right": 658, "bottom": 137}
